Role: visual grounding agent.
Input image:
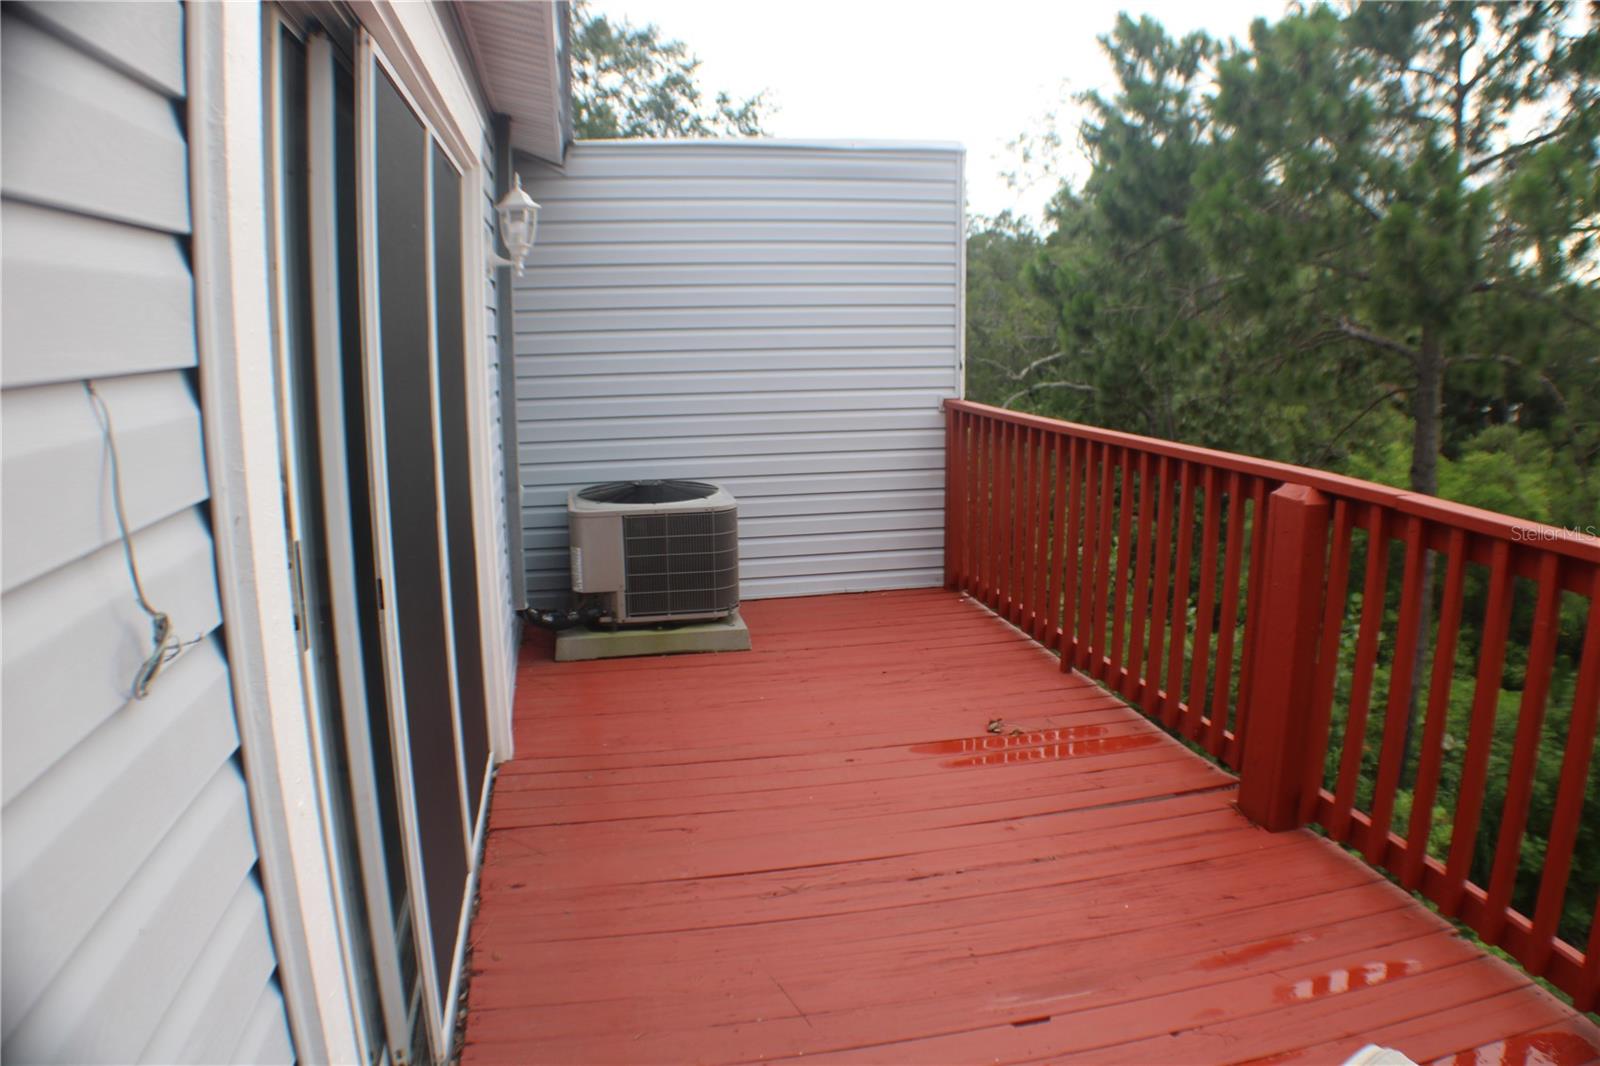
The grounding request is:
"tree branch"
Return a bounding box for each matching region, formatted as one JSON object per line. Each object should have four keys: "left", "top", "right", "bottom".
{"left": 973, "top": 352, "right": 1069, "bottom": 382}
{"left": 1465, "top": 120, "right": 1570, "bottom": 177}
{"left": 1338, "top": 184, "right": 1384, "bottom": 223}
{"left": 1003, "top": 380, "right": 1096, "bottom": 409}
{"left": 1116, "top": 221, "right": 1187, "bottom": 264}
{"left": 1471, "top": 279, "right": 1600, "bottom": 336}
{"left": 1445, "top": 352, "right": 1568, "bottom": 409}
{"left": 1335, "top": 317, "right": 1421, "bottom": 362}
{"left": 1303, "top": 386, "right": 1409, "bottom": 467}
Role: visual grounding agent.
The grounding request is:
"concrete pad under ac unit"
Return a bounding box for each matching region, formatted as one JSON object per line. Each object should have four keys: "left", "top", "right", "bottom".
{"left": 554, "top": 611, "right": 751, "bottom": 662}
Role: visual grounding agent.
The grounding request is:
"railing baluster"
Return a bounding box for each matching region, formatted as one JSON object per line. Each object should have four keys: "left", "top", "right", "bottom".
{"left": 1038, "top": 430, "right": 1053, "bottom": 638}
{"left": 988, "top": 416, "right": 1002, "bottom": 610}
{"left": 1013, "top": 424, "right": 1028, "bottom": 626}
{"left": 1302, "top": 498, "right": 1355, "bottom": 825}
{"left": 1018, "top": 425, "right": 1033, "bottom": 627}
{"left": 996, "top": 419, "right": 1012, "bottom": 615}
{"left": 1403, "top": 527, "right": 1468, "bottom": 891}
{"left": 993, "top": 419, "right": 1004, "bottom": 608}
{"left": 1146, "top": 456, "right": 1175, "bottom": 712}
{"left": 1365, "top": 515, "right": 1428, "bottom": 866}
{"left": 944, "top": 409, "right": 958, "bottom": 589}
{"left": 1032, "top": 428, "right": 1047, "bottom": 629}
{"left": 949, "top": 411, "right": 963, "bottom": 589}
{"left": 1206, "top": 471, "right": 1246, "bottom": 758}
{"left": 1036, "top": 431, "right": 1053, "bottom": 641}
{"left": 977, "top": 416, "right": 992, "bottom": 606}
{"left": 1527, "top": 566, "right": 1600, "bottom": 975}
{"left": 1111, "top": 452, "right": 1135, "bottom": 684}
{"left": 1092, "top": 446, "right": 1116, "bottom": 678}
{"left": 1164, "top": 461, "right": 1196, "bottom": 730}
{"left": 1581, "top": 893, "right": 1600, "bottom": 1012}
{"left": 962, "top": 411, "right": 976, "bottom": 592}
{"left": 959, "top": 411, "right": 971, "bottom": 591}
{"left": 1230, "top": 477, "right": 1271, "bottom": 766}
{"left": 1016, "top": 426, "right": 1033, "bottom": 628}
{"left": 1483, "top": 551, "right": 1565, "bottom": 944}
{"left": 1329, "top": 505, "right": 1390, "bottom": 842}
{"left": 967, "top": 412, "right": 980, "bottom": 593}
{"left": 1049, "top": 433, "right": 1067, "bottom": 645}
{"left": 1443, "top": 538, "right": 1515, "bottom": 916}
{"left": 1036, "top": 428, "right": 1048, "bottom": 634}
{"left": 1127, "top": 451, "right": 1155, "bottom": 701}
{"left": 1079, "top": 440, "right": 1101, "bottom": 672}
{"left": 969, "top": 411, "right": 979, "bottom": 591}
{"left": 1062, "top": 435, "right": 1084, "bottom": 671}
{"left": 1185, "top": 466, "right": 1222, "bottom": 740}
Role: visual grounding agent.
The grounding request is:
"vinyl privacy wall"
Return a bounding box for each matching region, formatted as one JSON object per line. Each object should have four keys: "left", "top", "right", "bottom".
{"left": 512, "top": 139, "right": 964, "bottom": 602}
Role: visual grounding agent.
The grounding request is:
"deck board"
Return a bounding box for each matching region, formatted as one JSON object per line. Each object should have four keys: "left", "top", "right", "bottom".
{"left": 462, "top": 588, "right": 1600, "bottom": 1065}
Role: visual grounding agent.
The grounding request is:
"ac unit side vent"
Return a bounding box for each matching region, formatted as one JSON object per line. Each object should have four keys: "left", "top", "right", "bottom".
{"left": 622, "top": 509, "right": 739, "bottom": 620}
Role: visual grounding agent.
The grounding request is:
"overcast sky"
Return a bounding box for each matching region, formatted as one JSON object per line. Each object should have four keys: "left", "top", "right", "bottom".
{"left": 599, "top": 1, "right": 1290, "bottom": 226}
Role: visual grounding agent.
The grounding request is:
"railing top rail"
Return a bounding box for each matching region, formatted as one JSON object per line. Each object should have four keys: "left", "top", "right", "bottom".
{"left": 946, "top": 399, "right": 1600, "bottom": 565}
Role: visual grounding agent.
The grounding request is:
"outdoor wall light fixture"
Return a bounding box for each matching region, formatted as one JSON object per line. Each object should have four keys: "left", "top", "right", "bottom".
{"left": 491, "top": 173, "right": 540, "bottom": 276}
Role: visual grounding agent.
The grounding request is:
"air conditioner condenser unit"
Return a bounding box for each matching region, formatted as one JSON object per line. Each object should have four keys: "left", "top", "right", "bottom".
{"left": 567, "top": 479, "right": 740, "bottom": 625}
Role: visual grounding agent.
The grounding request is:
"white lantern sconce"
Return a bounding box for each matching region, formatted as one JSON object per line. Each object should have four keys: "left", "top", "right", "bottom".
{"left": 490, "top": 173, "right": 540, "bottom": 276}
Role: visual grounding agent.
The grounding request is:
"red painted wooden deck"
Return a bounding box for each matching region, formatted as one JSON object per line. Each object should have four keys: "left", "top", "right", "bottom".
{"left": 462, "top": 588, "right": 1600, "bottom": 1065}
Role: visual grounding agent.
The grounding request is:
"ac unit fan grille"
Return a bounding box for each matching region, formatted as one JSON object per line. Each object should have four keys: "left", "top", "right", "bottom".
{"left": 622, "top": 509, "right": 739, "bottom": 620}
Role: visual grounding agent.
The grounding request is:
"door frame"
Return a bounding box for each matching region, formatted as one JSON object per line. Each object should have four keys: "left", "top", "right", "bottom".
{"left": 186, "top": 3, "right": 364, "bottom": 1062}
{"left": 192, "top": 2, "right": 511, "bottom": 1059}
{"left": 263, "top": 8, "right": 426, "bottom": 1061}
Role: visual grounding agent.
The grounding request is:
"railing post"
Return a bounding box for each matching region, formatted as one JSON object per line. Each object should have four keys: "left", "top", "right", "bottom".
{"left": 944, "top": 405, "right": 961, "bottom": 590}
{"left": 1238, "top": 483, "right": 1330, "bottom": 831}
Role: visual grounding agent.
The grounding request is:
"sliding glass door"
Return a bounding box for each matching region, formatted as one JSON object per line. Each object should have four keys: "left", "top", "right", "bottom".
{"left": 355, "top": 36, "right": 495, "bottom": 1059}
{"left": 268, "top": 16, "right": 420, "bottom": 1065}
{"left": 271, "top": 15, "right": 497, "bottom": 1059}
{"left": 365, "top": 58, "right": 469, "bottom": 1033}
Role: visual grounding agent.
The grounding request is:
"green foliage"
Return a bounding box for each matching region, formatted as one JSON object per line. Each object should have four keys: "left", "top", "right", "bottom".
{"left": 965, "top": 213, "right": 1061, "bottom": 409}
{"left": 570, "top": 1, "right": 768, "bottom": 139}
{"left": 968, "top": 1, "right": 1599, "bottom": 517}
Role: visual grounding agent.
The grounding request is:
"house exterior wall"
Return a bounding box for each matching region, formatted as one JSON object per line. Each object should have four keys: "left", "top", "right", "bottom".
{"left": 0, "top": 4, "right": 293, "bottom": 1063}
{"left": 512, "top": 140, "right": 965, "bottom": 603}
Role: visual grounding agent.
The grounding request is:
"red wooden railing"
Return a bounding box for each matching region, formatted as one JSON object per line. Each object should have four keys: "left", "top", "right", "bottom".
{"left": 944, "top": 398, "right": 1600, "bottom": 1011}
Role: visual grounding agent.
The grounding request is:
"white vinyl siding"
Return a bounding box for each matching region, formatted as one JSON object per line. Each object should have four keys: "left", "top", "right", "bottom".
{"left": 513, "top": 140, "right": 964, "bottom": 601}
{"left": 0, "top": 4, "right": 292, "bottom": 1062}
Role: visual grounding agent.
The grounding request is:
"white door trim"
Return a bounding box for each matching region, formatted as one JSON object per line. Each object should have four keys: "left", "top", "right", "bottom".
{"left": 466, "top": 133, "right": 517, "bottom": 764}
{"left": 186, "top": 4, "right": 364, "bottom": 1063}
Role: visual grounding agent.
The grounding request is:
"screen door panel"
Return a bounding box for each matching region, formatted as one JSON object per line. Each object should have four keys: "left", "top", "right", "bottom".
{"left": 430, "top": 147, "right": 491, "bottom": 825}
{"left": 371, "top": 63, "right": 468, "bottom": 1006}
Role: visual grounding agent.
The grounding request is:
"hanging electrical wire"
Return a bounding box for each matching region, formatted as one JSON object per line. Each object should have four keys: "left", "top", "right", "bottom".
{"left": 83, "top": 380, "right": 201, "bottom": 699}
